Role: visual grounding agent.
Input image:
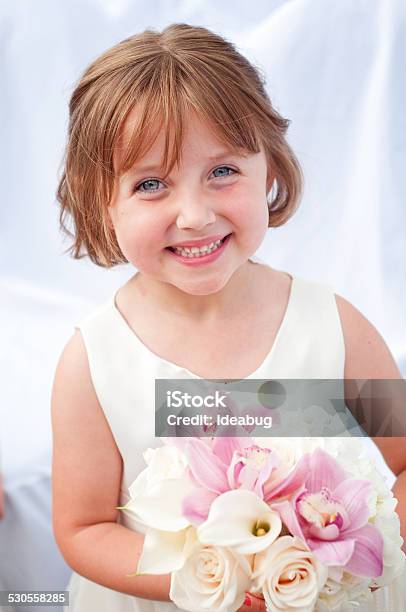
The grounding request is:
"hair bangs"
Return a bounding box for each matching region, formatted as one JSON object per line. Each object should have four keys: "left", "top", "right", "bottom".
{"left": 116, "top": 57, "right": 186, "bottom": 181}
{"left": 179, "top": 62, "right": 263, "bottom": 156}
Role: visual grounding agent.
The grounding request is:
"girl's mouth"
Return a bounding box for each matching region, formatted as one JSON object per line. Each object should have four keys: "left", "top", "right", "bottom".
{"left": 165, "top": 233, "right": 232, "bottom": 266}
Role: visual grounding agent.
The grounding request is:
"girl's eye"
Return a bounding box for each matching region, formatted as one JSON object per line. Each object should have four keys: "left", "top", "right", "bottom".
{"left": 211, "top": 165, "right": 237, "bottom": 179}
{"left": 134, "top": 178, "right": 164, "bottom": 194}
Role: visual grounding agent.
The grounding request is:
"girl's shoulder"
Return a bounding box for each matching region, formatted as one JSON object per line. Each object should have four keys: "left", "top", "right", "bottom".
{"left": 52, "top": 329, "right": 97, "bottom": 408}
{"left": 333, "top": 293, "right": 401, "bottom": 379}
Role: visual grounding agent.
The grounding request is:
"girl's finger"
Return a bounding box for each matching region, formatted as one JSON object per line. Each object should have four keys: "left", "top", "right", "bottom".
{"left": 236, "top": 595, "right": 252, "bottom": 610}
{"left": 241, "top": 593, "right": 267, "bottom": 610}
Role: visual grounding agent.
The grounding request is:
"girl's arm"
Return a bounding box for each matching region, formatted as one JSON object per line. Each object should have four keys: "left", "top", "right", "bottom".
{"left": 51, "top": 331, "right": 171, "bottom": 600}
{"left": 337, "top": 294, "right": 406, "bottom": 552}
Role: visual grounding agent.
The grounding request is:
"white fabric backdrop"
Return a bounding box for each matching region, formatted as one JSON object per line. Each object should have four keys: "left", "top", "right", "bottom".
{"left": 1, "top": 0, "right": 404, "bottom": 608}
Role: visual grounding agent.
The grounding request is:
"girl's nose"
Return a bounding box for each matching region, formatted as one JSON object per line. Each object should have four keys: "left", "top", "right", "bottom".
{"left": 176, "top": 197, "right": 217, "bottom": 231}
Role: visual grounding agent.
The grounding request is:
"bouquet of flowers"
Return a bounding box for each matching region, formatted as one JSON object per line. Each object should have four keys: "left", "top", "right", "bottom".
{"left": 119, "top": 436, "right": 405, "bottom": 611}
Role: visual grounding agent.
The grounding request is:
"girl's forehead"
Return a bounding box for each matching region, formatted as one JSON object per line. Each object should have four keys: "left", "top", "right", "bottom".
{"left": 121, "top": 106, "right": 226, "bottom": 150}
{"left": 115, "top": 106, "right": 255, "bottom": 173}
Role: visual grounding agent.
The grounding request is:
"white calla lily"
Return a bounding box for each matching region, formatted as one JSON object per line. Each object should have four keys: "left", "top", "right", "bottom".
{"left": 197, "top": 489, "right": 282, "bottom": 554}
{"left": 137, "top": 526, "right": 197, "bottom": 575}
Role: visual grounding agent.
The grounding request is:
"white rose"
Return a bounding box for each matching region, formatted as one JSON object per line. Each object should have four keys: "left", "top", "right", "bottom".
{"left": 316, "top": 567, "right": 371, "bottom": 611}
{"left": 371, "top": 510, "right": 406, "bottom": 588}
{"left": 141, "top": 444, "right": 188, "bottom": 484}
{"left": 252, "top": 536, "right": 328, "bottom": 612}
{"left": 170, "top": 541, "right": 252, "bottom": 612}
{"left": 319, "top": 438, "right": 364, "bottom": 465}
{"left": 122, "top": 445, "right": 195, "bottom": 531}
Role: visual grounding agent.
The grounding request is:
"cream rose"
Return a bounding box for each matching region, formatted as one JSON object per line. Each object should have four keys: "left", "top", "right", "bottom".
{"left": 252, "top": 536, "right": 328, "bottom": 612}
{"left": 170, "top": 541, "right": 252, "bottom": 612}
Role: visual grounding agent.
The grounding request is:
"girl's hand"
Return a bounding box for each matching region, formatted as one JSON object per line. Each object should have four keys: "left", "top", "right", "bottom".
{"left": 237, "top": 592, "right": 267, "bottom": 611}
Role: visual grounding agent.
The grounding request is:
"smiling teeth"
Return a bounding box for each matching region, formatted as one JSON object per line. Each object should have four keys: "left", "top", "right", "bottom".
{"left": 172, "top": 239, "right": 223, "bottom": 257}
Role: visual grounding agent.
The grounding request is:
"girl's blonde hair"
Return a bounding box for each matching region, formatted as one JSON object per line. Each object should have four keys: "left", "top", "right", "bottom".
{"left": 57, "top": 23, "right": 303, "bottom": 268}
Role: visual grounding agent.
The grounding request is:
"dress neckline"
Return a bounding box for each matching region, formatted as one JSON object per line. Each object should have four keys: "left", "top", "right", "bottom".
{"left": 109, "top": 258, "right": 297, "bottom": 380}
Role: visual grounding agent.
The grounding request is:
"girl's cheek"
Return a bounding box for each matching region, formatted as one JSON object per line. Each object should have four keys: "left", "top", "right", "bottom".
{"left": 117, "top": 212, "right": 168, "bottom": 259}
{"left": 230, "top": 194, "right": 268, "bottom": 228}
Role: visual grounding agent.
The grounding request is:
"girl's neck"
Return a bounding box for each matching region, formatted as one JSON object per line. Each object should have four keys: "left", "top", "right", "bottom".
{"left": 128, "top": 260, "right": 262, "bottom": 324}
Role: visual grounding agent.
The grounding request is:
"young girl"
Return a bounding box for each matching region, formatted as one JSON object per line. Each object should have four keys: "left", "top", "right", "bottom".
{"left": 51, "top": 23, "right": 405, "bottom": 611}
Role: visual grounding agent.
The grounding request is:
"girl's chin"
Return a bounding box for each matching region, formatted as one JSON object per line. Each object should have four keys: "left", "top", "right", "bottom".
{"left": 171, "top": 278, "right": 228, "bottom": 296}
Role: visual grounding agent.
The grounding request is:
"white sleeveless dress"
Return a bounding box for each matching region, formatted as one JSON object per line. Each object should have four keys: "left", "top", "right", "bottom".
{"left": 65, "top": 257, "right": 405, "bottom": 611}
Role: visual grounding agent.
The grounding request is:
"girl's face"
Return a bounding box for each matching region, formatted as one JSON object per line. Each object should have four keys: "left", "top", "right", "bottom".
{"left": 109, "top": 109, "right": 270, "bottom": 296}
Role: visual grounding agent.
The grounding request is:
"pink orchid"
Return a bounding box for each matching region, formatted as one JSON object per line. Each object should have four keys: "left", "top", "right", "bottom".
{"left": 177, "top": 437, "right": 309, "bottom": 525}
{"left": 272, "top": 447, "right": 384, "bottom": 578}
